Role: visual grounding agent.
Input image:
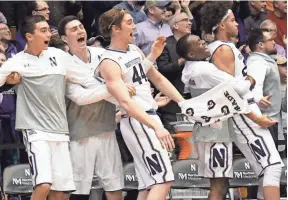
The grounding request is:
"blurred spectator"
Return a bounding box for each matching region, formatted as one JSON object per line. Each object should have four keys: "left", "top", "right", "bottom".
{"left": 48, "top": 1, "right": 83, "bottom": 27}
{"left": 0, "top": 23, "right": 17, "bottom": 58}
{"left": 82, "top": 1, "right": 120, "bottom": 38}
{"left": 232, "top": 1, "right": 246, "bottom": 46}
{"left": 267, "top": 0, "right": 287, "bottom": 48}
{"left": 113, "top": 0, "right": 147, "bottom": 24}
{"left": 247, "top": 29, "right": 282, "bottom": 145}
{"left": 134, "top": 0, "right": 172, "bottom": 56}
{"left": 87, "top": 35, "right": 106, "bottom": 48}
{"left": 156, "top": 12, "right": 191, "bottom": 133}
{"left": 14, "top": 0, "right": 58, "bottom": 52}
{"left": 190, "top": 0, "right": 206, "bottom": 36}
{"left": 201, "top": 31, "right": 214, "bottom": 44}
{"left": 170, "top": 0, "right": 196, "bottom": 33}
{"left": 244, "top": 1, "right": 267, "bottom": 34}
{"left": 47, "top": 1, "right": 67, "bottom": 27}
{"left": 0, "top": 1, "right": 27, "bottom": 29}
{"left": 49, "top": 35, "right": 69, "bottom": 52}
{"left": 65, "top": 1, "right": 83, "bottom": 20}
{"left": 260, "top": 19, "right": 286, "bottom": 57}
{"left": 267, "top": 1, "right": 275, "bottom": 12}
{"left": 0, "top": 12, "right": 7, "bottom": 24}
{"left": 0, "top": 51, "right": 6, "bottom": 67}
{"left": 163, "top": 7, "right": 175, "bottom": 23}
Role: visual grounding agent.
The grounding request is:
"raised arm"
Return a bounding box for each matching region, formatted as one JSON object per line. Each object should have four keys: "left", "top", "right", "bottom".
{"left": 99, "top": 59, "right": 174, "bottom": 151}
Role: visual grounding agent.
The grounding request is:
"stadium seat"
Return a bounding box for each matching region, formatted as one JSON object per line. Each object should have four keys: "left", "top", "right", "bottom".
{"left": 2, "top": 164, "right": 33, "bottom": 195}
{"left": 171, "top": 159, "right": 210, "bottom": 189}
{"left": 123, "top": 162, "right": 138, "bottom": 190}
{"left": 230, "top": 157, "right": 259, "bottom": 187}
{"left": 280, "top": 158, "right": 287, "bottom": 185}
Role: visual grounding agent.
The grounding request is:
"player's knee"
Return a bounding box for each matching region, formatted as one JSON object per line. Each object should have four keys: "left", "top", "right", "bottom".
{"left": 262, "top": 164, "right": 282, "bottom": 187}
{"left": 34, "top": 183, "right": 51, "bottom": 193}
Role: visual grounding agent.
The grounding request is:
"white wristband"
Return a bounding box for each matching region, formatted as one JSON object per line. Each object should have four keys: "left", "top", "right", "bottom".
{"left": 143, "top": 58, "right": 154, "bottom": 70}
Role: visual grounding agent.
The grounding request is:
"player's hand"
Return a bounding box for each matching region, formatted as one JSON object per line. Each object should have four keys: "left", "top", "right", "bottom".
{"left": 51, "top": 29, "right": 58, "bottom": 36}
{"left": 151, "top": 36, "right": 166, "bottom": 59}
{"left": 259, "top": 94, "right": 272, "bottom": 108}
{"left": 6, "top": 72, "right": 20, "bottom": 85}
{"left": 178, "top": 58, "right": 186, "bottom": 65}
{"left": 154, "top": 126, "right": 175, "bottom": 151}
{"left": 180, "top": 0, "right": 190, "bottom": 8}
{"left": 254, "top": 114, "right": 276, "bottom": 128}
{"left": 125, "top": 83, "right": 136, "bottom": 97}
{"left": 155, "top": 92, "right": 171, "bottom": 107}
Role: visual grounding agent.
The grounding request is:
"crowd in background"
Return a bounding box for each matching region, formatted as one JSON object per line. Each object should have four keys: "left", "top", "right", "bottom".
{"left": 0, "top": 0, "right": 287, "bottom": 198}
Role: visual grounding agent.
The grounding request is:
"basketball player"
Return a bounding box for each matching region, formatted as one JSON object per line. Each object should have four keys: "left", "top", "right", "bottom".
{"left": 57, "top": 15, "right": 124, "bottom": 200}
{"left": 201, "top": 2, "right": 284, "bottom": 200}
{"left": 0, "top": 15, "right": 75, "bottom": 200}
{"left": 177, "top": 34, "right": 284, "bottom": 200}
{"left": 96, "top": 9, "right": 185, "bottom": 200}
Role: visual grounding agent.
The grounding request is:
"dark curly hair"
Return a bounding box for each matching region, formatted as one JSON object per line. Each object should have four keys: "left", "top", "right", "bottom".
{"left": 201, "top": 1, "right": 233, "bottom": 34}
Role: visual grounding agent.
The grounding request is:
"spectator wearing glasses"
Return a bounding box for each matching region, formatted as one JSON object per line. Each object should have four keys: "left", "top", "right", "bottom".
{"left": 247, "top": 28, "right": 282, "bottom": 147}
{"left": 14, "top": 0, "right": 58, "bottom": 52}
{"left": 156, "top": 12, "right": 192, "bottom": 133}
{"left": 260, "top": 19, "right": 286, "bottom": 58}
{"left": 268, "top": 0, "right": 287, "bottom": 48}
{"left": 0, "top": 23, "right": 17, "bottom": 58}
{"left": 134, "top": 0, "right": 172, "bottom": 56}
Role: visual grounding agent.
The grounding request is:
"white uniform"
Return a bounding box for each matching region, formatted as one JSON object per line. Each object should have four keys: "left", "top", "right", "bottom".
{"left": 183, "top": 41, "right": 284, "bottom": 178}
{"left": 0, "top": 48, "right": 75, "bottom": 191}
{"left": 97, "top": 45, "right": 174, "bottom": 190}
{"left": 66, "top": 47, "right": 124, "bottom": 194}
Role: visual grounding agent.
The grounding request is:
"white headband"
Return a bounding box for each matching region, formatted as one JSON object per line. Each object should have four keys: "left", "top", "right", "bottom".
{"left": 212, "top": 9, "right": 232, "bottom": 32}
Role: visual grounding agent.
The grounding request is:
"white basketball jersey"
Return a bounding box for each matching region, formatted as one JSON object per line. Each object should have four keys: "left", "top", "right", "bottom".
{"left": 208, "top": 41, "right": 247, "bottom": 80}
{"left": 98, "top": 44, "right": 157, "bottom": 113}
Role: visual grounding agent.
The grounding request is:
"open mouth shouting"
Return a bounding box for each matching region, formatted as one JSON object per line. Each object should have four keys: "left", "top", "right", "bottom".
{"left": 77, "top": 36, "right": 86, "bottom": 44}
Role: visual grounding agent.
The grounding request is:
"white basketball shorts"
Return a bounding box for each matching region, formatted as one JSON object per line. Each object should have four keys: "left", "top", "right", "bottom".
{"left": 70, "top": 132, "right": 124, "bottom": 194}
{"left": 197, "top": 114, "right": 284, "bottom": 178}
{"left": 120, "top": 114, "right": 174, "bottom": 190}
{"left": 22, "top": 130, "right": 75, "bottom": 192}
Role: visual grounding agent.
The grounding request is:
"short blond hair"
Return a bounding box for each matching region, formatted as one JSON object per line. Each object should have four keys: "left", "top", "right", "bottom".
{"left": 98, "top": 8, "right": 129, "bottom": 37}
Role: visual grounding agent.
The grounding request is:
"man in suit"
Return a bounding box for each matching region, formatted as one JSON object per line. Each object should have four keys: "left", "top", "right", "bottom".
{"left": 156, "top": 12, "right": 192, "bottom": 133}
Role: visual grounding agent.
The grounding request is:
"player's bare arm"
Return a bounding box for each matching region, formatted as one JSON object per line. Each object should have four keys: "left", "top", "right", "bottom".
{"left": 147, "top": 66, "right": 184, "bottom": 103}
{"left": 99, "top": 59, "right": 175, "bottom": 151}
{"left": 211, "top": 45, "right": 235, "bottom": 76}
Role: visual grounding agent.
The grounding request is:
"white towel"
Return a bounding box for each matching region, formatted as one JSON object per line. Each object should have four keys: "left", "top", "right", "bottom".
{"left": 179, "top": 81, "right": 251, "bottom": 127}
